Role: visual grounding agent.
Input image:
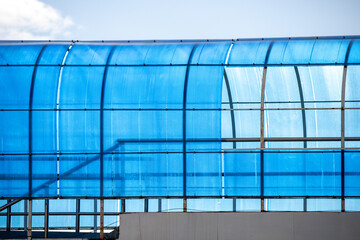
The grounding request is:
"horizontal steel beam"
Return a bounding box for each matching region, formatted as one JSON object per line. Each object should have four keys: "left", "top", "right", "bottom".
{"left": 1, "top": 107, "right": 360, "bottom": 111}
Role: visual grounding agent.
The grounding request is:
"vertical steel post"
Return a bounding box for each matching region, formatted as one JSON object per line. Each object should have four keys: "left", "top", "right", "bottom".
{"left": 75, "top": 199, "right": 80, "bottom": 232}
{"left": 6, "top": 199, "right": 11, "bottom": 232}
{"left": 121, "top": 199, "right": 125, "bottom": 213}
{"left": 260, "top": 41, "right": 273, "bottom": 212}
{"left": 144, "top": 199, "right": 149, "bottom": 212}
{"left": 100, "top": 199, "right": 104, "bottom": 239}
{"left": 183, "top": 199, "right": 187, "bottom": 213}
{"left": 232, "top": 198, "right": 236, "bottom": 212}
{"left": 303, "top": 197, "right": 307, "bottom": 212}
{"left": 158, "top": 199, "right": 162, "bottom": 212}
{"left": 94, "top": 199, "right": 97, "bottom": 233}
{"left": 24, "top": 200, "right": 27, "bottom": 231}
{"left": 44, "top": 199, "right": 49, "bottom": 238}
{"left": 27, "top": 199, "right": 32, "bottom": 240}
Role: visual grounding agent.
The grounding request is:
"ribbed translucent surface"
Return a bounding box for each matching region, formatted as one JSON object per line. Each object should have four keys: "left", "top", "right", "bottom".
{"left": 0, "top": 38, "right": 359, "bottom": 198}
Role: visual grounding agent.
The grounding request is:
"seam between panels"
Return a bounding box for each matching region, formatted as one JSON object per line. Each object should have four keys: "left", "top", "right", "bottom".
{"left": 56, "top": 43, "right": 74, "bottom": 198}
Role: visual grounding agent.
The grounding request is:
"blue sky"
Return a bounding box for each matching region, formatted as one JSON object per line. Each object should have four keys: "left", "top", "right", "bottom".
{"left": 0, "top": 0, "right": 359, "bottom": 40}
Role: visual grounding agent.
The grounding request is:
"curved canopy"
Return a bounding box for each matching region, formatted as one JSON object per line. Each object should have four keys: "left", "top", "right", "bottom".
{"left": 0, "top": 36, "right": 359, "bottom": 198}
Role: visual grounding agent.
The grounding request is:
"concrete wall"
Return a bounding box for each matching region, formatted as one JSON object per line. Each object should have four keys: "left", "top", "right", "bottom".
{"left": 119, "top": 212, "right": 360, "bottom": 240}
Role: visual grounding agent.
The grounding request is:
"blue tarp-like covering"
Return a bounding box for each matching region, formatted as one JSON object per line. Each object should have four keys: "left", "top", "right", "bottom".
{"left": 0, "top": 37, "right": 360, "bottom": 198}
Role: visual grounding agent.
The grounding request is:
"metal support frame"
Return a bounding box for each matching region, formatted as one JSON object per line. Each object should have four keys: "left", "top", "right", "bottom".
{"left": 24, "top": 200, "right": 27, "bottom": 231}
{"left": 100, "top": 199, "right": 104, "bottom": 239}
{"left": 6, "top": 200, "right": 11, "bottom": 231}
{"left": 223, "top": 43, "right": 236, "bottom": 211}
{"left": 28, "top": 45, "right": 48, "bottom": 198}
{"left": 100, "top": 46, "right": 116, "bottom": 198}
{"left": 260, "top": 41, "right": 273, "bottom": 211}
{"left": 121, "top": 199, "right": 125, "bottom": 213}
{"left": 183, "top": 198, "right": 187, "bottom": 212}
{"left": 341, "top": 40, "right": 354, "bottom": 212}
{"left": 295, "top": 66, "right": 308, "bottom": 209}
{"left": 182, "top": 44, "right": 198, "bottom": 208}
{"left": 94, "top": 199, "right": 97, "bottom": 233}
{"left": 44, "top": 199, "right": 49, "bottom": 238}
{"left": 144, "top": 199, "right": 149, "bottom": 212}
{"left": 0, "top": 199, "right": 21, "bottom": 213}
{"left": 27, "top": 199, "right": 32, "bottom": 240}
{"left": 158, "top": 199, "right": 162, "bottom": 212}
{"left": 75, "top": 199, "right": 80, "bottom": 232}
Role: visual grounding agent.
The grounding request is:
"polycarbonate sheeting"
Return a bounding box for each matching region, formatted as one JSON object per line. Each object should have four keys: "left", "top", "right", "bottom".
{"left": 268, "top": 39, "right": 350, "bottom": 65}
{"left": 0, "top": 155, "right": 28, "bottom": 197}
{"left": 1, "top": 39, "right": 360, "bottom": 199}
{"left": 264, "top": 67, "right": 303, "bottom": 143}
{"left": 224, "top": 152, "right": 260, "bottom": 196}
{"left": 224, "top": 151, "right": 349, "bottom": 197}
{"left": 59, "top": 45, "right": 111, "bottom": 196}
{"left": 345, "top": 151, "right": 360, "bottom": 196}
{"left": 228, "top": 41, "right": 271, "bottom": 65}
{"left": 345, "top": 66, "right": 360, "bottom": 139}
{"left": 104, "top": 153, "right": 183, "bottom": 197}
{"left": 185, "top": 43, "right": 230, "bottom": 196}
{"left": 0, "top": 43, "right": 44, "bottom": 65}
{"left": 264, "top": 151, "right": 341, "bottom": 196}
{"left": 224, "top": 67, "right": 262, "bottom": 142}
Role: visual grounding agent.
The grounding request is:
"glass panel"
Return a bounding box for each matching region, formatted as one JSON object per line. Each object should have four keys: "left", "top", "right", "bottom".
{"left": 236, "top": 199, "right": 261, "bottom": 211}
{"left": 264, "top": 151, "right": 341, "bottom": 196}
{"left": 125, "top": 199, "right": 144, "bottom": 212}
{"left": 49, "top": 216, "right": 75, "bottom": 228}
{"left": 33, "top": 200, "right": 44, "bottom": 212}
{"left": 265, "top": 199, "right": 304, "bottom": 211}
{"left": 80, "top": 216, "right": 94, "bottom": 228}
{"left": 80, "top": 199, "right": 94, "bottom": 212}
{"left": 33, "top": 216, "right": 44, "bottom": 228}
{"left": 187, "top": 199, "right": 233, "bottom": 212}
{"left": 161, "top": 199, "right": 183, "bottom": 212}
{"left": 49, "top": 199, "right": 76, "bottom": 212}
{"left": 345, "top": 151, "right": 360, "bottom": 196}
{"left": 224, "top": 152, "right": 260, "bottom": 196}
{"left": 0, "top": 216, "right": 6, "bottom": 228}
{"left": 307, "top": 199, "right": 341, "bottom": 211}
{"left": 11, "top": 216, "right": 24, "bottom": 228}
{"left": 345, "top": 199, "right": 360, "bottom": 211}
{"left": 104, "top": 199, "right": 120, "bottom": 212}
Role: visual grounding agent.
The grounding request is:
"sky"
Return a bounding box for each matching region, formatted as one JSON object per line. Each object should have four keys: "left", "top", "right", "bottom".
{"left": 0, "top": 0, "right": 359, "bottom": 40}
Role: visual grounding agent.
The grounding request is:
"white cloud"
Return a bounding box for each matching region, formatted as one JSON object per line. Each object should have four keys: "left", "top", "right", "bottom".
{"left": 0, "top": 0, "right": 74, "bottom": 40}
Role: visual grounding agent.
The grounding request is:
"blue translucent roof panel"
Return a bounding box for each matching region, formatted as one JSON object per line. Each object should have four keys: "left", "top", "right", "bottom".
{"left": 348, "top": 40, "right": 360, "bottom": 64}
{"left": 0, "top": 38, "right": 359, "bottom": 198}
{"left": 0, "top": 44, "right": 43, "bottom": 65}
{"left": 228, "top": 41, "right": 271, "bottom": 64}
